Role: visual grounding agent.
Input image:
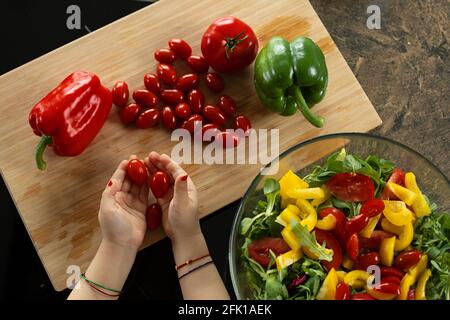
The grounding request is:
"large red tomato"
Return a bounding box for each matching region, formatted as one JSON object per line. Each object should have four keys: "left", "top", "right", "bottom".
{"left": 247, "top": 237, "right": 290, "bottom": 268}
{"left": 201, "top": 17, "right": 258, "bottom": 74}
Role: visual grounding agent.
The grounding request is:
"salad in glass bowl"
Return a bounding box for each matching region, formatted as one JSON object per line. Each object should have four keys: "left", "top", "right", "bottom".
{"left": 233, "top": 139, "right": 449, "bottom": 300}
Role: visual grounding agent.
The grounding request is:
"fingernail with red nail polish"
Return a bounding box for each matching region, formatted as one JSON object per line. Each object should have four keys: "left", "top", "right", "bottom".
{"left": 181, "top": 175, "right": 188, "bottom": 181}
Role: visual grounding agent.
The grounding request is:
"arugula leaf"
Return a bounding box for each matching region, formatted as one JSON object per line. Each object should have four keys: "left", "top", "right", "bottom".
{"left": 265, "top": 275, "right": 289, "bottom": 300}
{"left": 290, "top": 219, "right": 333, "bottom": 261}
{"left": 332, "top": 197, "right": 362, "bottom": 218}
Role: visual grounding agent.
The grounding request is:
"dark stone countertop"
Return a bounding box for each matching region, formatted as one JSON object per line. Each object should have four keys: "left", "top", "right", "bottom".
{"left": 311, "top": 0, "right": 449, "bottom": 177}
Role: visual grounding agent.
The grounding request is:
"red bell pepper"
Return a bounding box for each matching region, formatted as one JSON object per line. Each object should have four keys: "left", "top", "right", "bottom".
{"left": 29, "top": 71, "right": 112, "bottom": 170}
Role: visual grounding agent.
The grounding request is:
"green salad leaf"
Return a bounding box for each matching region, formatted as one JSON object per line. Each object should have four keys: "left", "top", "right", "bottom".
{"left": 290, "top": 219, "right": 333, "bottom": 261}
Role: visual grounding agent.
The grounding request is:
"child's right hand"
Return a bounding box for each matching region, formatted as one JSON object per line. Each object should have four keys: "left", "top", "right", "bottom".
{"left": 144, "top": 152, "right": 201, "bottom": 243}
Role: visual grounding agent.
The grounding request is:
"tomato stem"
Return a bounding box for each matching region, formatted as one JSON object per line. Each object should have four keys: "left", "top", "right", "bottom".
{"left": 224, "top": 31, "right": 248, "bottom": 60}
{"left": 35, "top": 135, "right": 52, "bottom": 171}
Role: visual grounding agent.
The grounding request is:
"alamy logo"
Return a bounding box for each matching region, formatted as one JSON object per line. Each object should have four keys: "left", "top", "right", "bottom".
{"left": 366, "top": 5, "right": 381, "bottom": 30}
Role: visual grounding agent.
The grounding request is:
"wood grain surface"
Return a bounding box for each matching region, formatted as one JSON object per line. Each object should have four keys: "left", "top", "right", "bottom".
{"left": 0, "top": 0, "right": 381, "bottom": 291}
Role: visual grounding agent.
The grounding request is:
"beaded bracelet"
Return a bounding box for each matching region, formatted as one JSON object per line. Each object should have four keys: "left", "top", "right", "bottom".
{"left": 81, "top": 273, "right": 122, "bottom": 297}
{"left": 175, "top": 253, "right": 210, "bottom": 271}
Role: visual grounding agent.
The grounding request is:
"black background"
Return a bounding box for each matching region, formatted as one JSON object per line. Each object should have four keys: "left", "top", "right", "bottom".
{"left": 0, "top": 0, "right": 238, "bottom": 300}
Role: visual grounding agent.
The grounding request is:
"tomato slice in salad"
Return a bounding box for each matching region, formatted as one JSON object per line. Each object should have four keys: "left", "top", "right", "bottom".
{"left": 359, "top": 230, "right": 395, "bottom": 252}
{"left": 325, "top": 173, "right": 375, "bottom": 202}
{"left": 319, "top": 207, "right": 347, "bottom": 246}
{"left": 247, "top": 237, "right": 290, "bottom": 268}
{"left": 380, "top": 168, "right": 405, "bottom": 200}
{"left": 314, "top": 229, "right": 343, "bottom": 271}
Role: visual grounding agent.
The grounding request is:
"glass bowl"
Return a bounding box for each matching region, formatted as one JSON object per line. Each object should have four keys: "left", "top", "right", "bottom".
{"left": 228, "top": 132, "right": 450, "bottom": 300}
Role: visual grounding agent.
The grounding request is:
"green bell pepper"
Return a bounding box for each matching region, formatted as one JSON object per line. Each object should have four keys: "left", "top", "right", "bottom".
{"left": 254, "top": 36, "right": 328, "bottom": 127}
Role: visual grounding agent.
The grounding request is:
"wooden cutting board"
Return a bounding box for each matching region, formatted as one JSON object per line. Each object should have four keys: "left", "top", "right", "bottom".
{"left": 0, "top": 0, "right": 381, "bottom": 291}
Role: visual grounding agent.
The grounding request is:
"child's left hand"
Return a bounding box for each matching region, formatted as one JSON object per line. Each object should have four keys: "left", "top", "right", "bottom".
{"left": 98, "top": 156, "right": 148, "bottom": 250}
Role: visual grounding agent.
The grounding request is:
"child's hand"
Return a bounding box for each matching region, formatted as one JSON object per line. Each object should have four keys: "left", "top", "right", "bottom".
{"left": 144, "top": 152, "right": 200, "bottom": 243}
{"left": 98, "top": 156, "right": 148, "bottom": 250}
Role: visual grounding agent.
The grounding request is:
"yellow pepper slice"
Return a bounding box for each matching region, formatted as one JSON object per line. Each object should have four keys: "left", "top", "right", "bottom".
{"left": 380, "top": 236, "right": 396, "bottom": 266}
{"left": 281, "top": 226, "right": 301, "bottom": 251}
{"left": 336, "top": 271, "right": 347, "bottom": 283}
{"left": 276, "top": 205, "right": 301, "bottom": 227}
{"left": 344, "top": 270, "right": 370, "bottom": 290}
{"left": 395, "top": 222, "right": 414, "bottom": 251}
{"left": 408, "top": 254, "right": 428, "bottom": 284}
{"left": 387, "top": 182, "right": 417, "bottom": 206}
{"left": 399, "top": 274, "right": 414, "bottom": 300}
{"left": 276, "top": 249, "right": 303, "bottom": 271}
{"left": 303, "top": 245, "right": 333, "bottom": 260}
{"left": 286, "top": 187, "right": 325, "bottom": 200}
{"left": 296, "top": 199, "right": 317, "bottom": 231}
{"left": 317, "top": 268, "right": 338, "bottom": 300}
{"left": 311, "top": 186, "right": 331, "bottom": 207}
{"left": 316, "top": 214, "right": 337, "bottom": 231}
{"left": 415, "top": 269, "right": 431, "bottom": 300}
{"left": 359, "top": 214, "right": 381, "bottom": 238}
{"left": 382, "top": 200, "right": 413, "bottom": 226}
{"left": 405, "top": 172, "right": 431, "bottom": 217}
{"left": 381, "top": 218, "right": 403, "bottom": 234}
{"left": 342, "top": 257, "right": 354, "bottom": 270}
{"left": 279, "top": 170, "right": 308, "bottom": 208}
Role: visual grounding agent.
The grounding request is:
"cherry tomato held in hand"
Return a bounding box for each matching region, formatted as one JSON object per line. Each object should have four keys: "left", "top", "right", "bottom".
{"left": 175, "top": 73, "right": 199, "bottom": 92}
{"left": 201, "top": 16, "right": 258, "bottom": 74}
{"left": 181, "top": 114, "right": 203, "bottom": 133}
{"left": 186, "top": 89, "right": 205, "bottom": 113}
{"left": 168, "top": 38, "right": 192, "bottom": 60}
{"left": 120, "top": 103, "right": 140, "bottom": 125}
{"left": 157, "top": 63, "right": 177, "bottom": 85}
{"left": 202, "top": 123, "right": 220, "bottom": 141}
{"left": 360, "top": 199, "right": 385, "bottom": 218}
{"left": 136, "top": 108, "right": 160, "bottom": 129}
{"left": 346, "top": 214, "right": 369, "bottom": 234}
{"left": 314, "top": 229, "right": 343, "bottom": 271}
{"left": 175, "top": 102, "right": 191, "bottom": 119}
{"left": 215, "top": 131, "right": 240, "bottom": 149}
{"left": 218, "top": 95, "right": 236, "bottom": 117}
{"left": 335, "top": 283, "right": 350, "bottom": 300}
{"left": 144, "top": 73, "right": 161, "bottom": 93}
{"left": 149, "top": 171, "right": 170, "bottom": 198}
{"left": 325, "top": 172, "right": 375, "bottom": 202}
{"left": 350, "top": 293, "right": 375, "bottom": 300}
{"left": 394, "top": 250, "right": 422, "bottom": 270}
{"left": 346, "top": 233, "right": 360, "bottom": 261}
{"left": 247, "top": 237, "right": 290, "bottom": 269}
{"left": 154, "top": 48, "right": 176, "bottom": 64}
{"left": 126, "top": 159, "right": 148, "bottom": 186}
{"left": 186, "top": 55, "right": 209, "bottom": 74}
{"left": 161, "top": 106, "right": 177, "bottom": 130}
{"left": 205, "top": 72, "right": 224, "bottom": 93}
{"left": 146, "top": 203, "right": 163, "bottom": 230}
{"left": 203, "top": 105, "right": 226, "bottom": 126}
{"left": 111, "top": 81, "right": 129, "bottom": 107}
{"left": 160, "top": 89, "right": 184, "bottom": 105}
{"left": 234, "top": 115, "right": 252, "bottom": 136}
{"left": 132, "top": 89, "right": 158, "bottom": 108}
{"left": 355, "top": 252, "right": 380, "bottom": 271}
{"left": 380, "top": 168, "right": 406, "bottom": 200}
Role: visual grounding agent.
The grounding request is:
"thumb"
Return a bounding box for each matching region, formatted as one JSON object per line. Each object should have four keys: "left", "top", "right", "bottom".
{"left": 172, "top": 174, "right": 189, "bottom": 203}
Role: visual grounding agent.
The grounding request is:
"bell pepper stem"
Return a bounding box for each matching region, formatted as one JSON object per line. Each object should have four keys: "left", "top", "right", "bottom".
{"left": 35, "top": 135, "right": 52, "bottom": 171}
{"left": 292, "top": 86, "right": 325, "bottom": 128}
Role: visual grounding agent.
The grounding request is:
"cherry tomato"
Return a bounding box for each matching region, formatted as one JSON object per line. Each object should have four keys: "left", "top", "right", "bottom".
{"left": 218, "top": 95, "right": 236, "bottom": 116}
{"left": 181, "top": 114, "right": 203, "bottom": 133}
{"left": 186, "top": 55, "right": 209, "bottom": 74}
{"left": 381, "top": 276, "right": 401, "bottom": 285}
{"left": 372, "top": 281, "right": 401, "bottom": 295}
{"left": 203, "top": 105, "right": 226, "bottom": 126}
{"left": 175, "top": 102, "right": 191, "bottom": 119}
{"left": 168, "top": 38, "right": 192, "bottom": 60}
{"left": 149, "top": 171, "right": 170, "bottom": 198}
{"left": 205, "top": 72, "right": 224, "bottom": 93}
{"left": 126, "top": 159, "right": 148, "bottom": 186}
{"left": 186, "top": 89, "right": 205, "bottom": 113}
{"left": 350, "top": 293, "right": 375, "bottom": 300}
{"left": 146, "top": 203, "right": 163, "bottom": 230}
{"left": 408, "top": 288, "right": 416, "bottom": 300}
{"left": 132, "top": 89, "right": 158, "bottom": 108}
{"left": 315, "top": 229, "right": 342, "bottom": 271}
{"left": 175, "top": 73, "right": 199, "bottom": 92}
{"left": 156, "top": 63, "right": 177, "bottom": 85}
{"left": 335, "top": 283, "right": 350, "bottom": 300}
{"left": 202, "top": 123, "right": 220, "bottom": 141}
{"left": 161, "top": 106, "right": 177, "bottom": 130}
{"left": 326, "top": 172, "right": 375, "bottom": 202}
{"left": 319, "top": 207, "right": 347, "bottom": 246}
{"left": 394, "top": 250, "right": 422, "bottom": 270}
{"left": 160, "top": 89, "right": 184, "bottom": 105}
{"left": 201, "top": 16, "right": 258, "bottom": 74}
{"left": 360, "top": 199, "right": 385, "bottom": 218}
{"left": 136, "top": 108, "right": 160, "bottom": 129}
{"left": 112, "top": 81, "right": 129, "bottom": 107}
{"left": 346, "top": 214, "right": 369, "bottom": 234}
{"left": 120, "top": 103, "right": 140, "bottom": 125}
{"left": 355, "top": 252, "right": 380, "bottom": 271}
{"left": 380, "top": 266, "right": 406, "bottom": 279}
{"left": 346, "top": 233, "right": 360, "bottom": 261}
{"left": 154, "top": 48, "right": 176, "bottom": 64}
{"left": 247, "top": 237, "right": 290, "bottom": 268}
{"left": 234, "top": 115, "right": 251, "bottom": 136}
{"left": 380, "top": 168, "right": 406, "bottom": 200}
{"left": 215, "top": 131, "right": 240, "bottom": 149}
{"left": 359, "top": 230, "right": 395, "bottom": 251}
{"left": 144, "top": 73, "right": 161, "bottom": 93}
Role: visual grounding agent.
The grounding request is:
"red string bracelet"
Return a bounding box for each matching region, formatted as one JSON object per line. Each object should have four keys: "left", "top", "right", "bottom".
{"left": 175, "top": 253, "right": 210, "bottom": 271}
{"left": 84, "top": 280, "right": 121, "bottom": 297}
